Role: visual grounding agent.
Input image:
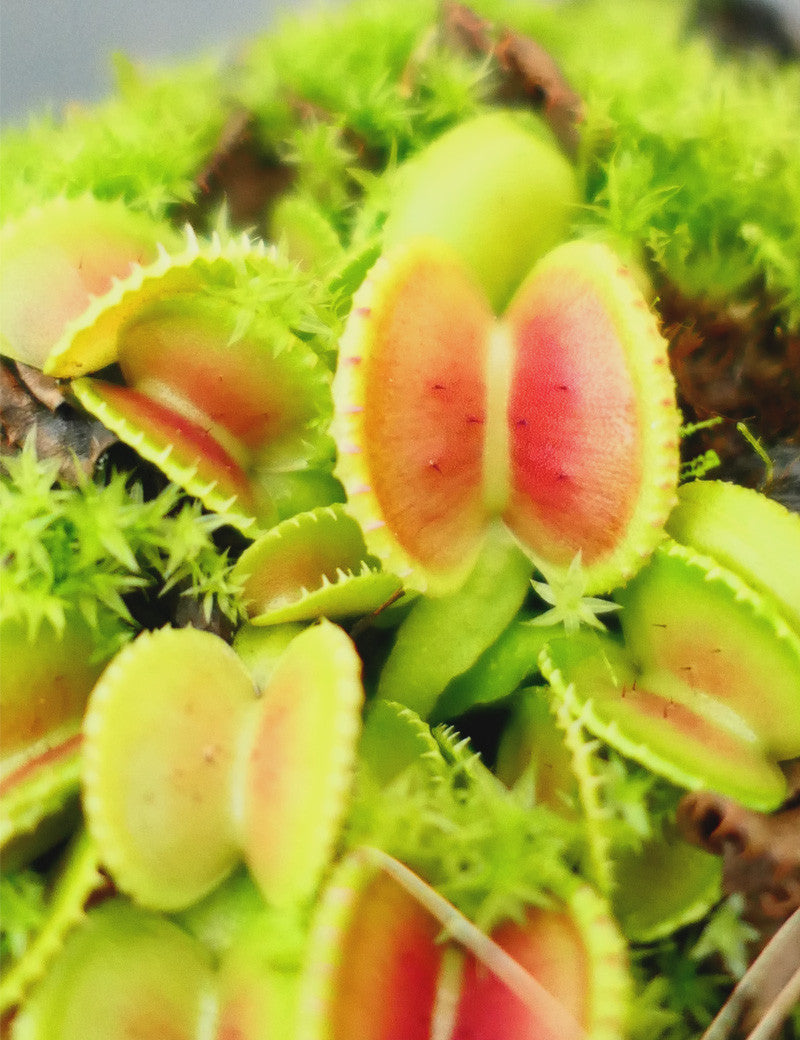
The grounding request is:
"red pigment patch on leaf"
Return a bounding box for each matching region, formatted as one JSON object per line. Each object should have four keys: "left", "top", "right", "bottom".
{"left": 241, "top": 622, "right": 363, "bottom": 904}
{"left": 613, "top": 684, "right": 758, "bottom": 762}
{"left": 0, "top": 616, "right": 109, "bottom": 768}
{"left": 327, "top": 873, "right": 443, "bottom": 1040}
{"left": 0, "top": 197, "right": 166, "bottom": 370}
{"left": 504, "top": 267, "right": 641, "bottom": 568}
{"left": 450, "top": 907, "right": 588, "bottom": 1040}
{"left": 361, "top": 249, "right": 492, "bottom": 575}
{"left": 119, "top": 302, "right": 321, "bottom": 451}
{"left": 597, "top": 674, "right": 787, "bottom": 808}
{"left": 618, "top": 544, "right": 800, "bottom": 758}
{"left": 0, "top": 732, "right": 82, "bottom": 797}
{"left": 77, "top": 379, "right": 254, "bottom": 506}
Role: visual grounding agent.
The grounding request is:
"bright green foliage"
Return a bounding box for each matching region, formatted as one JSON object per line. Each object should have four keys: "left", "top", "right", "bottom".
{"left": 0, "top": 438, "right": 246, "bottom": 653}
{"left": 0, "top": 873, "right": 47, "bottom": 964}
{"left": 346, "top": 720, "right": 581, "bottom": 933}
{"left": 530, "top": 553, "right": 622, "bottom": 636}
{"left": 242, "top": 0, "right": 487, "bottom": 161}
{"left": 628, "top": 895, "right": 759, "bottom": 1040}
{"left": 489, "top": 0, "right": 800, "bottom": 323}
{"left": 240, "top": 0, "right": 800, "bottom": 327}
{"left": 208, "top": 226, "right": 346, "bottom": 370}
{"left": 0, "top": 55, "right": 228, "bottom": 222}
{"left": 690, "top": 894, "right": 759, "bottom": 980}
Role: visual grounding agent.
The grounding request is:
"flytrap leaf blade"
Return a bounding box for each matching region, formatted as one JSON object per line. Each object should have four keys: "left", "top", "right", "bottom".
{"left": 296, "top": 854, "right": 447, "bottom": 1040}
{"left": 667, "top": 478, "right": 800, "bottom": 636}
{"left": 333, "top": 240, "right": 493, "bottom": 591}
{"left": 376, "top": 528, "right": 533, "bottom": 718}
{"left": 9, "top": 899, "right": 215, "bottom": 1040}
{"left": 503, "top": 241, "right": 680, "bottom": 593}
{"left": 617, "top": 541, "right": 800, "bottom": 760}
{"left": 449, "top": 887, "right": 630, "bottom": 1040}
{"left": 233, "top": 505, "right": 402, "bottom": 625}
{"left": 540, "top": 630, "right": 789, "bottom": 811}
{"left": 82, "top": 626, "right": 257, "bottom": 910}
{"left": 0, "top": 195, "right": 176, "bottom": 371}
{"left": 239, "top": 620, "right": 364, "bottom": 906}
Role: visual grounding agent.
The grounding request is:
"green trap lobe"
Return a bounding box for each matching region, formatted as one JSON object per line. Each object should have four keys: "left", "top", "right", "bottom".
{"left": 0, "top": 197, "right": 167, "bottom": 370}
{"left": 9, "top": 900, "right": 215, "bottom": 1040}
{"left": 667, "top": 479, "right": 800, "bottom": 636}
{"left": 611, "top": 821, "right": 722, "bottom": 943}
{"left": 119, "top": 297, "right": 328, "bottom": 460}
{"left": 234, "top": 506, "right": 400, "bottom": 625}
{"left": 358, "top": 246, "right": 492, "bottom": 579}
{"left": 0, "top": 617, "right": 110, "bottom": 776}
{"left": 618, "top": 544, "right": 800, "bottom": 759}
{"left": 82, "top": 626, "right": 256, "bottom": 910}
{"left": 240, "top": 621, "right": 363, "bottom": 905}
{"left": 542, "top": 633, "right": 788, "bottom": 810}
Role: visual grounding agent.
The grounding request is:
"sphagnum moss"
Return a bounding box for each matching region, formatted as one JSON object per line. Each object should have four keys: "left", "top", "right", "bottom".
{"left": 2, "top": 2, "right": 799, "bottom": 1038}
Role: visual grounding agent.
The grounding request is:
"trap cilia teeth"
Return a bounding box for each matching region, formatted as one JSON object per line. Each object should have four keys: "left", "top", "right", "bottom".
{"left": 332, "top": 235, "right": 680, "bottom": 597}
{"left": 64, "top": 236, "right": 336, "bottom": 534}
{"left": 81, "top": 622, "right": 364, "bottom": 911}
{"left": 3, "top": 3, "right": 800, "bottom": 1036}
{"left": 0, "top": 194, "right": 180, "bottom": 372}
{"left": 232, "top": 504, "right": 403, "bottom": 626}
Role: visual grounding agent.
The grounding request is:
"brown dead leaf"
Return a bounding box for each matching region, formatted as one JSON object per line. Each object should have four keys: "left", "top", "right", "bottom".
{"left": 1, "top": 360, "right": 117, "bottom": 482}
{"left": 182, "top": 110, "right": 295, "bottom": 232}
{"left": 436, "top": 1, "right": 584, "bottom": 155}
{"left": 677, "top": 785, "right": 800, "bottom": 937}
{"left": 13, "top": 362, "right": 68, "bottom": 411}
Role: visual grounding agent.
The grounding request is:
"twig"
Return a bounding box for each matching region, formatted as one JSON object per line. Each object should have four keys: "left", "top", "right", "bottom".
{"left": 361, "top": 845, "right": 587, "bottom": 1040}
{"left": 701, "top": 907, "right": 800, "bottom": 1040}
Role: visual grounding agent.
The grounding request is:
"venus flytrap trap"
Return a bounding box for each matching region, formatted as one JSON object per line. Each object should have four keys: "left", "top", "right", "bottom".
{"left": 232, "top": 505, "right": 403, "bottom": 626}
{"left": 81, "top": 622, "right": 364, "bottom": 910}
{"left": 540, "top": 500, "right": 800, "bottom": 811}
{"left": 2, "top": 0, "right": 800, "bottom": 1036}
{"left": 333, "top": 233, "right": 680, "bottom": 597}
{"left": 0, "top": 195, "right": 180, "bottom": 371}
{"left": 47, "top": 229, "right": 340, "bottom": 529}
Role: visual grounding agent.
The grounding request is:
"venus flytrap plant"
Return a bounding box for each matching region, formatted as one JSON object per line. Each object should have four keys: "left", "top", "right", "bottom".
{"left": 540, "top": 485, "right": 800, "bottom": 812}
{"left": 333, "top": 228, "right": 680, "bottom": 597}
{"left": 3, "top": 1, "right": 800, "bottom": 1036}
{"left": 81, "top": 622, "right": 364, "bottom": 910}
